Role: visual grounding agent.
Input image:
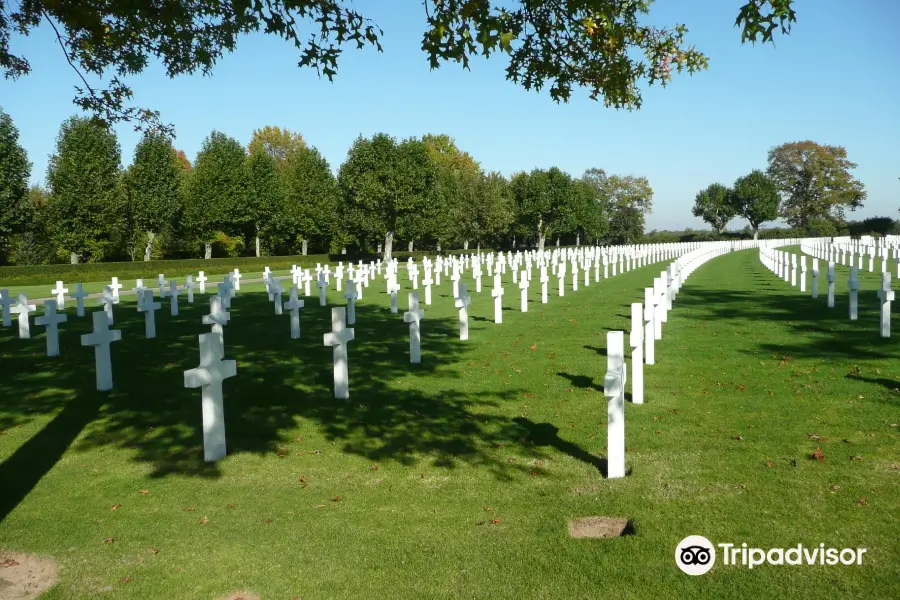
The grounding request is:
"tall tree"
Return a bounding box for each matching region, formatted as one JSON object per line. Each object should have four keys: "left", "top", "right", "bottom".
{"left": 511, "top": 167, "right": 575, "bottom": 253}
{"left": 2, "top": 2, "right": 796, "bottom": 133}
{"left": 122, "top": 130, "right": 184, "bottom": 260}
{"left": 731, "top": 170, "right": 780, "bottom": 239}
{"left": 245, "top": 147, "right": 283, "bottom": 257}
{"left": 421, "top": 133, "right": 480, "bottom": 249}
{"left": 283, "top": 144, "right": 341, "bottom": 254}
{"left": 248, "top": 126, "right": 306, "bottom": 166}
{"left": 470, "top": 172, "right": 514, "bottom": 249}
{"left": 767, "top": 141, "right": 866, "bottom": 227}
{"left": 692, "top": 183, "right": 736, "bottom": 234}
{"left": 338, "top": 133, "right": 433, "bottom": 261}
{"left": 571, "top": 178, "right": 608, "bottom": 245}
{"left": 184, "top": 131, "right": 250, "bottom": 258}
{"left": 0, "top": 108, "right": 30, "bottom": 264}
{"left": 46, "top": 116, "right": 124, "bottom": 263}
{"left": 583, "top": 168, "right": 653, "bottom": 244}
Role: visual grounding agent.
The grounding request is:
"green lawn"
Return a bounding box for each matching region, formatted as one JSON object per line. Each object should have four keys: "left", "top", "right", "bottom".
{"left": 1, "top": 248, "right": 897, "bottom": 599}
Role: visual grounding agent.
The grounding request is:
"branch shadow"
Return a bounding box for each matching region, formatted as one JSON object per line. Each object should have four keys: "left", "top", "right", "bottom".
{"left": 513, "top": 417, "right": 608, "bottom": 478}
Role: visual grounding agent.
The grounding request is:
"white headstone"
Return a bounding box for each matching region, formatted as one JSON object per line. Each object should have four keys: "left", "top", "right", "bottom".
{"left": 71, "top": 284, "right": 89, "bottom": 317}
{"left": 604, "top": 331, "right": 627, "bottom": 479}
{"left": 271, "top": 277, "right": 285, "bottom": 315}
{"left": 10, "top": 293, "right": 35, "bottom": 339}
{"left": 422, "top": 272, "right": 433, "bottom": 306}
{"left": 317, "top": 272, "right": 328, "bottom": 307}
{"left": 629, "top": 302, "right": 644, "bottom": 405}
{"left": 197, "top": 271, "right": 208, "bottom": 294}
{"left": 519, "top": 271, "right": 529, "bottom": 312}
{"left": 323, "top": 307, "right": 355, "bottom": 400}
{"left": 811, "top": 258, "right": 819, "bottom": 299}
{"left": 848, "top": 267, "right": 859, "bottom": 321}
{"left": 877, "top": 272, "right": 893, "bottom": 338}
{"left": 491, "top": 274, "right": 504, "bottom": 324}
{"left": 232, "top": 268, "right": 242, "bottom": 291}
{"left": 138, "top": 289, "right": 162, "bottom": 338}
{"left": 343, "top": 279, "right": 357, "bottom": 325}
{"left": 35, "top": 299, "right": 67, "bottom": 356}
{"left": 51, "top": 281, "right": 68, "bottom": 308}
{"left": 827, "top": 262, "right": 836, "bottom": 308}
{"left": 185, "top": 274, "right": 195, "bottom": 303}
{"left": 0, "top": 288, "right": 12, "bottom": 326}
{"left": 284, "top": 285, "right": 305, "bottom": 339}
{"left": 110, "top": 277, "right": 123, "bottom": 302}
{"left": 403, "top": 292, "right": 425, "bottom": 364}
{"left": 455, "top": 282, "right": 471, "bottom": 340}
{"left": 81, "top": 310, "right": 122, "bottom": 391}
{"left": 644, "top": 287, "right": 655, "bottom": 365}
{"left": 184, "top": 332, "right": 236, "bottom": 463}
{"left": 97, "top": 286, "right": 116, "bottom": 324}
{"left": 168, "top": 280, "right": 181, "bottom": 316}
{"left": 202, "top": 296, "right": 230, "bottom": 357}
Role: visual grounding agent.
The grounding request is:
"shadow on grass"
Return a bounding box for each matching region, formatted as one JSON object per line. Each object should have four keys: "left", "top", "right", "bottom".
{"left": 513, "top": 418, "right": 608, "bottom": 477}
{"left": 0, "top": 292, "right": 548, "bottom": 523}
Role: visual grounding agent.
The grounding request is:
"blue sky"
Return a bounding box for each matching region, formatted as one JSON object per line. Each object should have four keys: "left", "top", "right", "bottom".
{"left": 4, "top": 0, "right": 899, "bottom": 231}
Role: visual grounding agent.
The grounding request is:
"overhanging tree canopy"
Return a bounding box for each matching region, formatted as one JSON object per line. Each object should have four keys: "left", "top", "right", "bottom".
{"left": 1, "top": 1, "right": 797, "bottom": 134}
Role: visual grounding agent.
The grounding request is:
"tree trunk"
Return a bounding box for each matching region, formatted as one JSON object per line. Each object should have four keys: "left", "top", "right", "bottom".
{"left": 753, "top": 228, "right": 759, "bottom": 241}
{"left": 383, "top": 231, "right": 394, "bottom": 262}
{"left": 436, "top": 242, "right": 441, "bottom": 253}
{"left": 538, "top": 234, "right": 546, "bottom": 254}
{"left": 204, "top": 243, "right": 212, "bottom": 259}
{"left": 463, "top": 239, "right": 469, "bottom": 250}
{"left": 555, "top": 237, "right": 560, "bottom": 248}
{"left": 69, "top": 252, "right": 80, "bottom": 264}
{"left": 255, "top": 231, "right": 261, "bottom": 258}
{"left": 302, "top": 239, "right": 308, "bottom": 256}
{"left": 143, "top": 231, "right": 156, "bottom": 261}
{"left": 575, "top": 232, "right": 580, "bottom": 246}
{"left": 408, "top": 240, "right": 414, "bottom": 252}
{"left": 512, "top": 235, "right": 516, "bottom": 249}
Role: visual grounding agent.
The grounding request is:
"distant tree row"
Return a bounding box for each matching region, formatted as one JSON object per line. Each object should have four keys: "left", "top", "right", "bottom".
{"left": 691, "top": 141, "right": 867, "bottom": 239}
{"left": 0, "top": 109, "right": 654, "bottom": 265}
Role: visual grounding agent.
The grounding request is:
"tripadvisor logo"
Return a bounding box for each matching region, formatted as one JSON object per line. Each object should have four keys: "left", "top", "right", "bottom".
{"left": 675, "top": 536, "right": 867, "bottom": 575}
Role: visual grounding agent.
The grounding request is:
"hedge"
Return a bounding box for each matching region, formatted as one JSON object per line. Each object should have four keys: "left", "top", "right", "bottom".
{"left": 0, "top": 248, "right": 494, "bottom": 286}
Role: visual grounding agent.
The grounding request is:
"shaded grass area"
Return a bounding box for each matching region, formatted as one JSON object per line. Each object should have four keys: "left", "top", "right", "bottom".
{"left": 0, "top": 251, "right": 898, "bottom": 599}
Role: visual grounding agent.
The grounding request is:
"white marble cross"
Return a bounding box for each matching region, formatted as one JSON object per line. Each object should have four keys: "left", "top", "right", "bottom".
{"left": 70, "top": 283, "right": 89, "bottom": 317}
{"left": 629, "top": 302, "right": 644, "bottom": 405}
{"left": 827, "top": 262, "right": 836, "bottom": 308}
{"left": 51, "top": 281, "right": 68, "bottom": 308}
{"left": 323, "top": 307, "right": 355, "bottom": 399}
{"left": 0, "top": 288, "right": 13, "bottom": 326}
{"left": 557, "top": 267, "right": 565, "bottom": 297}
{"left": 519, "top": 271, "right": 529, "bottom": 312}
{"left": 450, "top": 270, "right": 461, "bottom": 299}
{"left": 571, "top": 263, "right": 579, "bottom": 292}
{"left": 81, "top": 310, "right": 122, "bottom": 391}
{"left": 388, "top": 277, "right": 401, "bottom": 314}
{"left": 203, "top": 296, "right": 230, "bottom": 357}
{"left": 158, "top": 274, "right": 169, "bottom": 298}
{"left": 197, "top": 271, "right": 208, "bottom": 294}
{"left": 36, "top": 299, "right": 67, "bottom": 357}
{"left": 271, "top": 277, "right": 285, "bottom": 315}
{"left": 491, "top": 274, "right": 504, "bottom": 324}
{"left": 10, "top": 294, "right": 35, "bottom": 339}
{"left": 799, "top": 256, "right": 807, "bottom": 292}
{"left": 540, "top": 267, "right": 549, "bottom": 304}
{"left": 604, "top": 330, "right": 627, "bottom": 479}
{"left": 644, "top": 287, "right": 655, "bottom": 365}
{"left": 232, "top": 268, "right": 242, "bottom": 291}
{"left": 317, "top": 271, "right": 328, "bottom": 307}
{"left": 168, "top": 280, "right": 181, "bottom": 316}
{"left": 184, "top": 332, "right": 236, "bottom": 463}
{"left": 138, "top": 289, "right": 162, "bottom": 338}
{"left": 455, "top": 282, "right": 471, "bottom": 340}
{"left": 185, "top": 275, "right": 195, "bottom": 303}
{"left": 811, "top": 258, "right": 819, "bottom": 298}
{"left": 343, "top": 279, "right": 358, "bottom": 325}
{"left": 110, "top": 277, "right": 123, "bottom": 303}
{"left": 97, "top": 286, "right": 116, "bottom": 325}
{"left": 848, "top": 267, "right": 859, "bottom": 321}
{"left": 303, "top": 270, "right": 313, "bottom": 297}
{"left": 403, "top": 291, "right": 425, "bottom": 364}
{"left": 877, "top": 272, "right": 893, "bottom": 338}
{"left": 284, "top": 285, "right": 305, "bottom": 339}
{"left": 422, "top": 273, "right": 433, "bottom": 305}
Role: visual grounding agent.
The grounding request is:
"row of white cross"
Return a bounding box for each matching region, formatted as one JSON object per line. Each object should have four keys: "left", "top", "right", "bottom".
{"left": 761, "top": 242, "right": 894, "bottom": 338}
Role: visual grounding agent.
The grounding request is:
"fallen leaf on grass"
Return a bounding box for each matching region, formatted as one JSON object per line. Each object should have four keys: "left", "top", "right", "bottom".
{"left": 299, "top": 475, "right": 308, "bottom": 487}
{"left": 857, "top": 498, "right": 867, "bottom": 506}
{"left": 331, "top": 496, "right": 341, "bottom": 502}
{"left": 737, "top": 385, "right": 746, "bottom": 391}
{"left": 139, "top": 490, "right": 149, "bottom": 495}
{"left": 849, "top": 366, "right": 861, "bottom": 376}
{"left": 186, "top": 506, "right": 195, "bottom": 512}
{"left": 110, "top": 504, "right": 121, "bottom": 511}
{"left": 199, "top": 517, "right": 209, "bottom": 524}
{"left": 369, "top": 464, "right": 379, "bottom": 471}
{"left": 849, "top": 455, "right": 863, "bottom": 461}
{"left": 149, "top": 548, "right": 159, "bottom": 554}
{"left": 808, "top": 433, "right": 821, "bottom": 441}
{"left": 831, "top": 485, "right": 840, "bottom": 492}
{"left": 766, "top": 461, "right": 776, "bottom": 468}
{"left": 530, "top": 344, "right": 537, "bottom": 350}
{"left": 227, "top": 503, "right": 236, "bottom": 509}
{"left": 491, "top": 519, "right": 502, "bottom": 525}
{"left": 104, "top": 538, "right": 115, "bottom": 544}
{"left": 1, "top": 559, "right": 20, "bottom": 567}
{"left": 264, "top": 519, "right": 274, "bottom": 524}
{"left": 119, "top": 577, "right": 132, "bottom": 584}
{"left": 732, "top": 436, "right": 744, "bottom": 441}
{"left": 810, "top": 448, "right": 825, "bottom": 461}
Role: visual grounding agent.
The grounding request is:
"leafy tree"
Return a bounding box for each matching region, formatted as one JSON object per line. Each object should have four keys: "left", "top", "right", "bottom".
{"left": 12, "top": 186, "right": 57, "bottom": 265}
{"left": 766, "top": 141, "right": 866, "bottom": 227}
{"left": 122, "top": 130, "right": 184, "bottom": 260}
{"left": 175, "top": 149, "right": 192, "bottom": 171}
{"left": 246, "top": 147, "right": 284, "bottom": 257}
{"left": 283, "top": 144, "right": 341, "bottom": 254}
{"left": 571, "top": 178, "right": 608, "bottom": 245}
{"left": 470, "top": 172, "right": 514, "bottom": 249}
{"left": 2, "top": 2, "right": 796, "bottom": 133}
{"left": 337, "top": 133, "right": 433, "bottom": 261}
{"left": 511, "top": 167, "right": 575, "bottom": 253}
{"left": 692, "top": 183, "right": 736, "bottom": 234}
{"left": 248, "top": 126, "right": 306, "bottom": 166}
{"left": 184, "top": 131, "right": 250, "bottom": 258}
{"left": 731, "top": 169, "right": 779, "bottom": 239}
{"left": 0, "top": 108, "right": 31, "bottom": 264}
{"left": 46, "top": 116, "right": 124, "bottom": 263}
{"left": 421, "top": 133, "right": 480, "bottom": 249}
{"left": 583, "top": 168, "right": 653, "bottom": 244}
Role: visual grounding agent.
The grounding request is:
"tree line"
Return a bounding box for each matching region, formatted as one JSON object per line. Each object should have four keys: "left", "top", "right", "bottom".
{"left": 0, "top": 110, "right": 654, "bottom": 265}
{"left": 691, "top": 141, "right": 868, "bottom": 239}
